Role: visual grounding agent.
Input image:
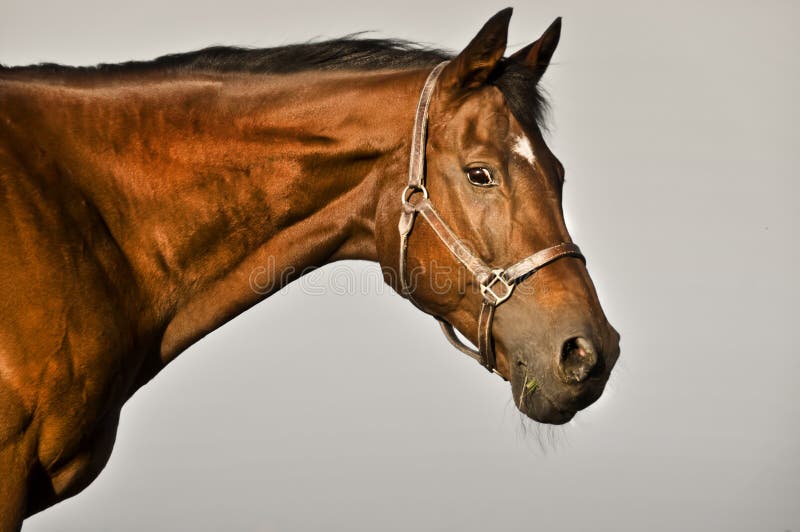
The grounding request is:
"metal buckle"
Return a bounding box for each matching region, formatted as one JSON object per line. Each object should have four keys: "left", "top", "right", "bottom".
{"left": 481, "top": 269, "right": 514, "bottom": 306}
{"left": 401, "top": 184, "right": 429, "bottom": 207}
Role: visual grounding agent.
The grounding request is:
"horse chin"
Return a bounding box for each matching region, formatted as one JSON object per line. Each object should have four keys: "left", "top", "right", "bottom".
{"left": 515, "top": 388, "right": 577, "bottom": 425}
{"left": 510, "top": 364, "right": 602, "bottom": 425}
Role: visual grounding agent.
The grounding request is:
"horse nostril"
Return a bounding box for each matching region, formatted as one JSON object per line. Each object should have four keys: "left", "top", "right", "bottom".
{"left": 559, "top": 336, "right": 600, "bottom": 384}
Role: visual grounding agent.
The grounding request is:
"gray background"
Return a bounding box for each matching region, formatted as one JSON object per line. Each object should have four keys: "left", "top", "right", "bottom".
{"left": 3, "top": 1, "right": 798, "bottom": 530}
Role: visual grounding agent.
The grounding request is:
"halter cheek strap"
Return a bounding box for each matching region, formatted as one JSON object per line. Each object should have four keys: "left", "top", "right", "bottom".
{"left": 398, "top": 61, "right": 584, "bottom": 379}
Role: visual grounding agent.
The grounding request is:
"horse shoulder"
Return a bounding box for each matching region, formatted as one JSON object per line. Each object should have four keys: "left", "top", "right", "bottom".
{"left": 0, "top": 145, "right": 146, "bottom": 515}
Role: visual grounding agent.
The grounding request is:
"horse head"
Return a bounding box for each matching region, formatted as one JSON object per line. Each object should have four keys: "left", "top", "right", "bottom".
{"left": 378, "top": 9, "right": 620, "bottom": 424}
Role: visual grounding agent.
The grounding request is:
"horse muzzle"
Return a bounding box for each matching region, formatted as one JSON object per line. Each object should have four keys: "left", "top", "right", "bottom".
{"left": 510, "top": 323, "right": 620, "bottom": 424}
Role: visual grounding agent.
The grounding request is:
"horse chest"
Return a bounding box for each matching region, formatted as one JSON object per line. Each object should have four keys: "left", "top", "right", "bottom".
{"left": 0, "top": 162, "right": 149, "bottom": 475}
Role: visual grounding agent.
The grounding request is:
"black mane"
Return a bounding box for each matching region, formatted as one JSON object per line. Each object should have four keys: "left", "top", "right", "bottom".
{"left": 2, "top": 37, "right": 450, "bottom": 75}
{"left": 2, "top": 37, "right": 549, "bottom": 130}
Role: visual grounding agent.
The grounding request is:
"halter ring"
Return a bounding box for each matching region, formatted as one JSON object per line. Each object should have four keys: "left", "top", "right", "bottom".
{"left": 401, "top": 184, "right": 429, "bottom": 207}
{"left": 480, "top": 269, "right": 514, "bottom": 306}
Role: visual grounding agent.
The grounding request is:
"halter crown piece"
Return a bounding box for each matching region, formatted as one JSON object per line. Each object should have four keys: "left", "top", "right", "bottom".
{"left": 398, "top": 61, "right": 585, "bottom": 379}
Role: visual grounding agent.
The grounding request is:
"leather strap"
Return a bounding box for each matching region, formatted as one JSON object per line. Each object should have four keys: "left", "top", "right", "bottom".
{"left": 398, "top": 61, "right": 585, "bottom": 379}
{"left": 399, "top": 62, "right": 449, "bottom": 300}
{"left": 503, "top": 242, "right": 584, "bottom": 283}
{"left": 408, "top": 62, "right": 446, "bottom": 189}
{"left": 478, "top": 303, "right": 497, "bottom": 369}
{"left": 416, "top": 199, "right": 494, "bottom": 282}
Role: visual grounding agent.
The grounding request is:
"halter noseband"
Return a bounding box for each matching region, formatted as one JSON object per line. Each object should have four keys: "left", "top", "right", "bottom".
{"left": 398, "top": 61, "right": 585, "bottom": 379}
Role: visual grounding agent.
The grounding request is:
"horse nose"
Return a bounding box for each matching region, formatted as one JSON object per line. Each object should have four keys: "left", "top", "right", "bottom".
{"left": 558, "top": 336, "right": 601, "bottom": 384}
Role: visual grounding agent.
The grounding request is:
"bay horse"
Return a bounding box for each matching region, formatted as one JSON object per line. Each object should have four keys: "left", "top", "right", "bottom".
{"left": 0, "top": 8, "right": 619, "bottom": 530}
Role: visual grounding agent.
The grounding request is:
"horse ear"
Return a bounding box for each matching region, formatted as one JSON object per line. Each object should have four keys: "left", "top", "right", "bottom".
{"left": 509, "top": 17, "right": 561, "bottom": 77}
{"left": 441, "top": 8, "right": 512, "bottom": 90}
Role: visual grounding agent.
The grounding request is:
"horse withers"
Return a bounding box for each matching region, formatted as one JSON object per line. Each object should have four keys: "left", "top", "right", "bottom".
{"left": 0, "top": 8, "right": 619, "bottom": 529}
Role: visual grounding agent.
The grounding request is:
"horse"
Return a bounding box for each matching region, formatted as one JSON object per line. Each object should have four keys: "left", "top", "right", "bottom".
{"left": 0, "top": 8, "right": 619, "bottom": 530}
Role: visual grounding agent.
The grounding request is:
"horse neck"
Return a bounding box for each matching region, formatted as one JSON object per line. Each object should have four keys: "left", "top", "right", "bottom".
{"left": 50, "top": 68, "right": 426, "bottom": 360}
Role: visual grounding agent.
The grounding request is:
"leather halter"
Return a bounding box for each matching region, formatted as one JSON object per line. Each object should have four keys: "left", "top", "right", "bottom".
{"left": 398, "top": 61, "right": 585, "bottom": 379}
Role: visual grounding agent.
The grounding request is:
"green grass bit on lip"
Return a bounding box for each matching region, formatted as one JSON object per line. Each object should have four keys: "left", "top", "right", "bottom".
{"left": 525, "top": 378, "right": 538, "bottom": 394}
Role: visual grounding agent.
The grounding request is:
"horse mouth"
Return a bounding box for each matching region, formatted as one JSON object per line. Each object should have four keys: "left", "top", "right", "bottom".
{"left": 515, "top": 373, "right": 576, "bottom": 424}
{"left": 514, "top": 361, "right": 609, "bottom": 424}
{"left": 529, "top": 391, "right": 577, "bottom": 425}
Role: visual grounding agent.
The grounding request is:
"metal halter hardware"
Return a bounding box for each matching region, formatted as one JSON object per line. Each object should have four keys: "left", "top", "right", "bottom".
{"left": 481, "top": 269, "right": 514, "bottom": 306}
{"left": 398, "top": 61, "right": 585, "bottom": 379}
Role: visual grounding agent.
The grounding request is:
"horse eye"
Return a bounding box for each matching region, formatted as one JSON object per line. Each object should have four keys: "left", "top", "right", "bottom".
{"left": 466, "top": 167, "right": 495, "bottom": 187}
